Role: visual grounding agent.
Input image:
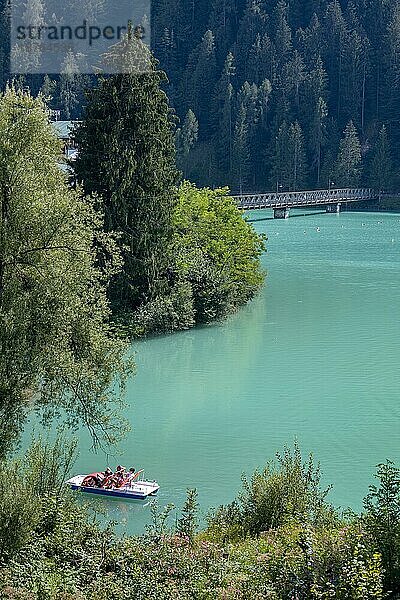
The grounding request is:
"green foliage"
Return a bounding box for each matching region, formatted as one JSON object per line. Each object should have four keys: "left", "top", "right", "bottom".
{"left": 130, "top": 182, "right": 266, "bottom": 335}
{"left": 363, "top": 460, "right": 400, "bottom": 595}
{"left": 24, "top": 436, "right": 78, "bottom": 498}
{"left": 0, "top": 442, "right": 386, "bottom": 599}
{"left": 367, "top": 125, "right": 394, "bottom": 192}
{"left": 223, "top": 523, "right": 382, "bottom": 599}
{"left": 208, "top": 442, "right": 335, "bottom": 541}
{"left": 133, "top": 282, "right": 195, "bottom": 336}
{"left": 232, "top": 103, "right": 250, "bottom": 192}
{"left": 0, "top": 435, "right": 77, "bottom": 564}
{"left": 176, "top": 109, "right": 199, "bottom": 173}
{"left": 176, "top": 489, "right": 199, "bottom": 543}
{"left": 334, "top": 120, "right": 362, "bottom": 187}
{"left": 171, "top": 182, "right": 266, "bottom": 325}
{"left": 0, "top": 87, "right": 133, "bottom": 456}
{"left": 74, "top": 49, "right": 179, "bottom": 313}
{"left": 0, "top": 460, "right": 39, "bottom": 563}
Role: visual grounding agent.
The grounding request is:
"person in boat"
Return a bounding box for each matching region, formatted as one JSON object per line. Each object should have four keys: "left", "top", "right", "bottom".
{"left": 82, "top": 474, "right": 97, "bottom": 487}
{"left": 94, "top": 471, "right": 105, "bottom": 487}
{"left": 114, "top": 465, "right": 126, "bottom": 488}
{"left": 114, "top": 466, "right": 135, "bottom": 489}
{"left": 100, "top": 467, "right": 114, "bottom": 488}
{"left": 124, "top": 467, "right": 136, "bottom": 487}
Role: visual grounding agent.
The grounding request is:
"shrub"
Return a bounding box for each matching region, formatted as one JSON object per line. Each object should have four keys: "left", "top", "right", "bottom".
{"left": 133, "top": 282, "right": 195, "bottom": 335}
{"left": 363, "top": 460, "right": 400, "bottom": 595}
{"left": 207, "top": 442, "right": 336, "bottom": 541}
{"left": 0, "top": 461, "right": 39, "bottom": 563}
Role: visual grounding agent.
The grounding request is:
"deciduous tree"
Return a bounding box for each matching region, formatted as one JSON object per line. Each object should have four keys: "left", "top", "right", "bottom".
{"left": 0, "top": 87, "right": 131, "bottom": 457}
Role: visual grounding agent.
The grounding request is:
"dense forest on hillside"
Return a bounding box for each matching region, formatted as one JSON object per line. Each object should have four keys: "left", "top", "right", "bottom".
{"left": 1, "top": 0, "right": 399, "bottom": 192}
{"left": 154, "top": 0, "right": 400, "bottom": 191}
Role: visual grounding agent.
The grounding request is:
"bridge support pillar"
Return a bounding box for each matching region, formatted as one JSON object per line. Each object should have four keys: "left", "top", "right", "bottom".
{"left": 326, "top": 202, "right": 341, "bottom": 213}
{"left": 274, "top": 207, "right": 290, "bottom": 219}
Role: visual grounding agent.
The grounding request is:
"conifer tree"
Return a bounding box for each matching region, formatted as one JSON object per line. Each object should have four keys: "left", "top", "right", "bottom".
{"left": 232, "top": 103, "right": 250, "bottom": 192}
{"left": 297, "top": 13, "right": 323, "bottom": 67}
{"left": 308, "top": 96, "right": 328, "bottom": 186}
{"left": 334, "top": 120, "right": 362, "bottom": 187}
{"left": 235, "top": 0, "right": 268, "bottom": 77}
{"left": 59, "top": 51, "right": 87, "bottom": 120}
{"left": 367, "top": 125, "right": 393, "bottom": 191}
{"left": 0, "top": 87, "right": 131, "bottom": 456}
{"left": 176, "top": 109, "right": 199, "bottom": 174}
{"left": 384, "top": 3, "right": 400, "bottom": 140}
{"left": 75, "top": 37, "right": 179, "bottom": 311}
{"left": 288, "top": 121, "right": 308, "bottom": 190}
{"left": 259, "top": 79, "right": 272, "bottom": 130}
{"left": 283, "top": 50, "right": 306, "bottom": 109}
{"left": 39, "top": 75, "right": 57, "bottom": 113}
{"left": 323, "top": 1, "right": 347, "bottom": 119}
{"left": 213, "top": 52, "right": 236, "bottom": 173}
{"left": 186, "top": 30, "right": 217, "bottom": 132}
{"left": 270, "top": 121, "right": 291, "bottom": 190}
{"left": 273, "top": 0, "right": 293, "bottom": 69}
{"left": 248, "top": 33, "right": 276, "bottom": 84}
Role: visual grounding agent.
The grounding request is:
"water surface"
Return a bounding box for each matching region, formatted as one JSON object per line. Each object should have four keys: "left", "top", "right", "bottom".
{"left": 72, "top": 210, "right": 400, "bottom": 533}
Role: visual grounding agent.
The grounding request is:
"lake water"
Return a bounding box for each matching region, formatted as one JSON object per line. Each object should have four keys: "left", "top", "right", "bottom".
{"left": 66, "top": 210, "right": 400, "bottom": 534}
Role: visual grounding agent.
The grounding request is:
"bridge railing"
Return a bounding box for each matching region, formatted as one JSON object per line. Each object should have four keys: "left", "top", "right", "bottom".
{"left": 233, "top": 188, "right": 376, "bottom": 208}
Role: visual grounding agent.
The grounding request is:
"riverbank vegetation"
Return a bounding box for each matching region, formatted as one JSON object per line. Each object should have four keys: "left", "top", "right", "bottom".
{"left": 74, "top": 51, "right": 266, "bottom": 336}
{"left": 134, "top": 183, "right": 266, "bottom": 335}
{"left": 1, "top": 440, "right": 399, "bottom": 599}
{"left": 0, "top": 87, "right": 134, "bottom": 458}
{"left": 0, "top": 51, "right": 266, "bottom": 453}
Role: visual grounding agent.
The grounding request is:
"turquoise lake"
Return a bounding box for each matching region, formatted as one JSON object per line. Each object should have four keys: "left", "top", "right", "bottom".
{"left": 63, "top": 209, "right": 400, "bottom": 534}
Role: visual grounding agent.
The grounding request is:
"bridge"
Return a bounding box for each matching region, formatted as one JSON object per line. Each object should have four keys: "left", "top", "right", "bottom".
{"left": 233, "top": 188, "right": 378, "bottom": 218}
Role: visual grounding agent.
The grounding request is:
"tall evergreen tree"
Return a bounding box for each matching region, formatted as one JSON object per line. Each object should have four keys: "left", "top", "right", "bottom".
{"left": 59, "top": 51, "right": 87, "bottom": 120}
{"left": 176, "top": 109, "right": 199, "bottom": 174}
{"left": 334, "top": 120, "right": 362, "bottom": 187}
{"left": 270, "top": 120, "right": 291, "bottom": 190}
{"left": 232, "top": 103, "right": 250, "bottom": 192}
{"left": 235, "top": 0, "right": 268, "bottom": 80}
{"left": 309, "top": 97, "right": 328, "bottom": 186}
{"left": 297, "top": 13, "right": 323, "bottom": 67}
{"left": 75, "top": 39, "right": 179, "bottom": 311}
{"left": 282, "top": 49, "right": 306, "bottom": 110}
{"left": 273, "top": 0, "right": 293, "bottom": 69}
{"left": 213, "top": 51, "right": 236, "bottom": 173}
{"left": 367, "top": 124, "right": 393, "bottom": 191}
{"left": 322, "top": 1, "right": 348, "bottom": 121}
{"left": 288, "top": 121, "right": 308, "bottom": 190}
{"left": 186, "top": 30, "right": 217, "bottom": 133}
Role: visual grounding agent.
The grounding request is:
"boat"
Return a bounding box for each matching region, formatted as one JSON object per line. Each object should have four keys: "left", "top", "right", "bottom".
{"left": 65, "top": 469, "right": 160, "bottom": 500}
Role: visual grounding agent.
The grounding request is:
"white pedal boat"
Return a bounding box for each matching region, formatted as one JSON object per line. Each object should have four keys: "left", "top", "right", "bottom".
{"left": 66, "top": 471, "right": 160, "bottom": 500}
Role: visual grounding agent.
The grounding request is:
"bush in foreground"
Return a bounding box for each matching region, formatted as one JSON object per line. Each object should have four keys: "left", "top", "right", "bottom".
{"left": 0, "top": 441, "right": 393, "bottom": 599}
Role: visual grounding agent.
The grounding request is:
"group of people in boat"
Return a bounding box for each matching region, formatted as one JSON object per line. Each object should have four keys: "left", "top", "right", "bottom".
{"left": 82, "top": 465, "right": 138, "bottom": 489}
